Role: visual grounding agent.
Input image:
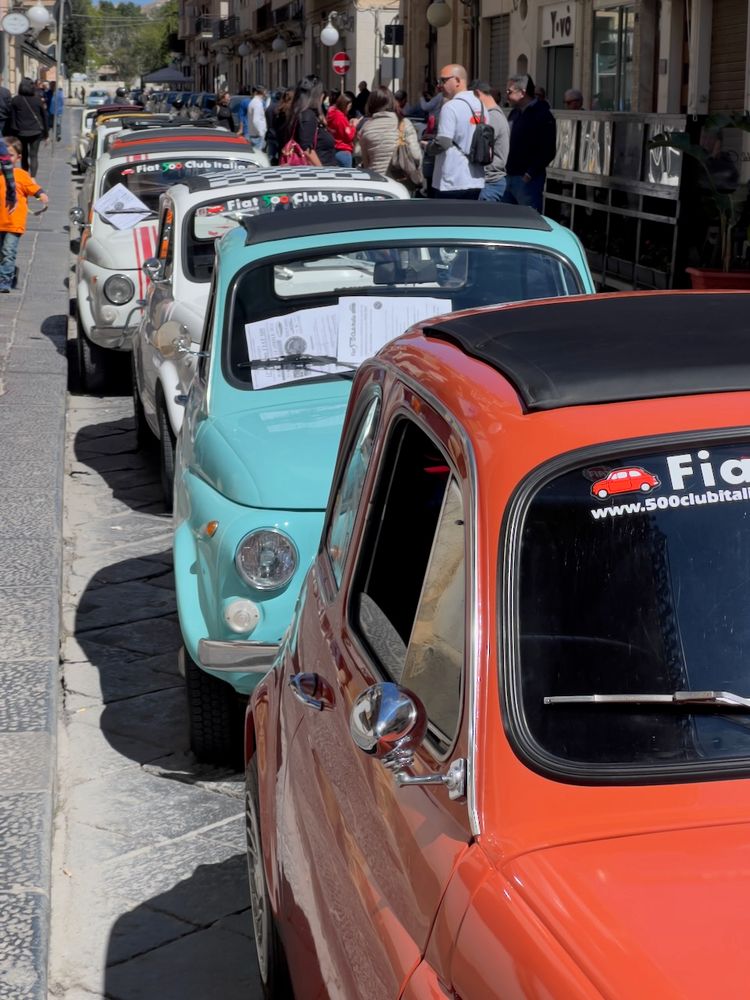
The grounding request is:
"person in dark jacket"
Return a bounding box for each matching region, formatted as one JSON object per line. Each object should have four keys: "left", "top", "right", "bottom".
{"left": 0, "top": 77, "right": 11, "bottom": 135}
{"left": 215, "top": 90, "right": 237, "bottom": 131}
{"left": 286, "top": 76, "right": 337, "bottom": 166}
{"left": 9, "top": 78, "right": 48, "bottom": 176}
{"left": 501, "top": 73, "right": 556, "bottom": 213}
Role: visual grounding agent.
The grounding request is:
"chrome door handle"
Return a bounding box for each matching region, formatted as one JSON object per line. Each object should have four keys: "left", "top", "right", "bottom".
{"left": 289, "top": 672, "right": 334, "bottom": 711}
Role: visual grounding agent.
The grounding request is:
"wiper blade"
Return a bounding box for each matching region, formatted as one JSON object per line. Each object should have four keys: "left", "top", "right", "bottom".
{"left": 238, "top": 353, "right": 355, "bottom": 372}
{"left": 544, "top": 691, "right": 750, "bottom": 709}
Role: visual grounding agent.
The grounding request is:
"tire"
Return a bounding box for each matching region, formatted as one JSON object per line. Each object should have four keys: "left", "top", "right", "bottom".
{"left": 157, "top": 399, "right": 177, "bottom": 513}
{"left": 596, "top": 488, "right": 608, "bottom": 499}
{"left": 131, "top": 352, "right": 152, "bottom": 450}
{"left": 182, "top": 645, "right": 244, "bottom": 767}
{"left": 640, "top": 483, "right": 651, "bottom": 493}
{"left": 245, "top": 756, "right": 291, "bottom": 998}
{"left": 76, "top": 316, "right": 109, "bottom": 395}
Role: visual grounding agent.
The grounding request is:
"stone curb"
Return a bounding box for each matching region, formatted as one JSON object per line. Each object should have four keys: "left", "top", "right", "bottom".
{"left": 0, "top": 120, "right": 73, "bottom": 998}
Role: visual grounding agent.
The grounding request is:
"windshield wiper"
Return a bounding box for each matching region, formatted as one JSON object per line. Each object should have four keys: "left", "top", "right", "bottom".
{"left": 237, "top": 354, "right": 356, "bottom": 377}
{"left": 544, "top": 691, "right": 750, "bottom": 709}
{"left": 102, "top": 208, "right": 156, "bottom": 217}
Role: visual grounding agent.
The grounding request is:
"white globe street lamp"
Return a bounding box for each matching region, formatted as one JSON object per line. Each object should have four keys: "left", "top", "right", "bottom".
{"left": 26, "top": 3, "right": 51, "bottom": 29}
{"left": 238, "top": 41, "right": 251, "bottom": 56}
{"left": 320, "top": 18, "right": 339, "bottom": 46}
{"left": 426, "top": 0, "right": 453, "bottom": 27}
{"left": 271, "top": 34, "right": 287, "bottom": 52}
{"left": 197, "top": 53, "right": 210, "bottom": 66}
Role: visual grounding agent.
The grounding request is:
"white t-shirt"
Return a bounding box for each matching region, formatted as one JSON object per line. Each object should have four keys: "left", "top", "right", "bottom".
{"left": 433, "top": 92, "right": 486, "bottom": 192}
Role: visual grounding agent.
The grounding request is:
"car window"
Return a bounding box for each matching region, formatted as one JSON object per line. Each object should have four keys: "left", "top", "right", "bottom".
{"left": 351, "top": 419, "right": 465, "bottom": 754}
{"left": 227, "top": 242, "right": 583, "bottom": 390}
{"left": 101, "top": 157, "right": 258, "bottom": 212}
{"left": 511, "top": 438, "right": 750, "bottom": 780}
{"left": 157, "top": 201, "right": 174, "bottom": 280}
{"left": 326, "top": 395, "right": 381, "bottom": 587}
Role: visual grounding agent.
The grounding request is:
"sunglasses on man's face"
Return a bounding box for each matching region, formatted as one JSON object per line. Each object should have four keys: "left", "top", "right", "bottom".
{"left": 437, "top": 76, "right": 457, "bottom": 84}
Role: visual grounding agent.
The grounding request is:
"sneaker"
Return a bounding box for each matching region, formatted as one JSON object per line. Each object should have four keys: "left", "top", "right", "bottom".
{"left": 0, "top": 286, "right": 10, "bottom": 293}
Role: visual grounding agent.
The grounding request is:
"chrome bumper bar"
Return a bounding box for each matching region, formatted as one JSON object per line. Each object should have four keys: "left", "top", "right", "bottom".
{"left": 198, "top": 638, "right": 278, "bottom": 673}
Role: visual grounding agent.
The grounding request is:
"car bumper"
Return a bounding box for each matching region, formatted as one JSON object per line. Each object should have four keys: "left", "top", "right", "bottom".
{"left": 197, "top": 639, "right": 279, "bottom": 673}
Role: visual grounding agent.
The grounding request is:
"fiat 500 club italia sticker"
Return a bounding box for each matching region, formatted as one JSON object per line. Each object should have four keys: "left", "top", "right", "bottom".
{"left": 588, "top": 448, "right": 750, "bottom": 520}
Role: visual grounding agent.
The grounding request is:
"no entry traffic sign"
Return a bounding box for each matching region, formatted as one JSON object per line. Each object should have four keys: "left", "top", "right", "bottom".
{"left": 332, "top": 51, "right": 351, "bottom": 76}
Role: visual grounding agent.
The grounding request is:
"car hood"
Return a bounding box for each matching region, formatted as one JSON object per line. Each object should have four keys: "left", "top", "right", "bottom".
{"left": 195, "top": 390, "right": 350, "bottom": 509}
{"left": 507, "top": 821, "right": 750, "bottom": 998}
{"left": 86, "top": 219, "right": 158, "bottom": 272}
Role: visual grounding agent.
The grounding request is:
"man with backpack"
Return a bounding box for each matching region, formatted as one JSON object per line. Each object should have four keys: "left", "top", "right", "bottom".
{"left": 425, "top": 64, "right": 486, "bottom": 200}
{"left": 502, "top": 74, "right": 556, "bottom": 213}
{"left": 472, "top": 81, "right": 510, "bottom": 202}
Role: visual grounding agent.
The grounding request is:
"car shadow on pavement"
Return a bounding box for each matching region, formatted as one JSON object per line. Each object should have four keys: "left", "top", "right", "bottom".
{"left": 102, "top": 856, "right": 263, "bottom": 1000}
{"left": 72, "top": 415, "right": 164, "bottom": 515}
{"left": 40, "top": 314, "right": 69, "bottom": 357}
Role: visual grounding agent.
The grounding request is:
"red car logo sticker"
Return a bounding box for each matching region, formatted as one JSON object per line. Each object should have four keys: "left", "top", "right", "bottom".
{"left": 591, "top": 466, "right": 661, "bottom": 500}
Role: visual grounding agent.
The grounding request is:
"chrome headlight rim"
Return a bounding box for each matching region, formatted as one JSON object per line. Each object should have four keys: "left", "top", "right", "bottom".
{"left": 234, "top": 527, "right": 299, "bottom": 592}
{"left": 103, "top": 273, "right": 135, "bottom": 305}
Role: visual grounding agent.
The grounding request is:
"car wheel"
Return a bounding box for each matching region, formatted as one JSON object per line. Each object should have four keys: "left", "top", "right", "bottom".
{"left": 640, "top": 483, "right": 651, "bottom": 492}
{"left": 76, "top": 316, "right": 110, "bottom": 395}
{"left": 245, "top": 756, "right": 291, "bottom": 998}
{"left": 157, "top": 400, "right": 176, "bottom": 513}
{"left": 596, "top": 488, "right": 608, "bottom": 499}
{"left": 131, "top": 353, "right": 152, "bottom": 450}
{"left": 182, "top": 645, "right": 244, "bottom": 767}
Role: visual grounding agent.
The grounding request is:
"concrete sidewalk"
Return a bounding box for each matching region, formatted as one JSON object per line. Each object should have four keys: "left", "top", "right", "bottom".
{"left": 0, "top": 125, "right": 71, "bottom": 997}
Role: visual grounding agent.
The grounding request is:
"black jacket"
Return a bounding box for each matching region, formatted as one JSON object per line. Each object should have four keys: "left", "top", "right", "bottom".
{"left": 506, "top": 99, "right": 556, "bottom": 179}
{"left": 9, "top": 94, "right": 48, "bottom": 138}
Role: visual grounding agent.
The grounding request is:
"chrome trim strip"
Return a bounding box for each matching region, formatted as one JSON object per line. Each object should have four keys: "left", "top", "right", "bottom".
{"left": 198, "top": 638, "right": 278, "bottom": 673}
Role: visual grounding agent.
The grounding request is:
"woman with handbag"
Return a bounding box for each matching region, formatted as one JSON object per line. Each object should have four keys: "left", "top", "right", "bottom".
{"left": 9, "top": 79, "right": 48, "bottom": 176}
{"left": 358, "top": 86, "right": 422, "bottom": 188}
{"left": 281, "top": 76, "right": 337, "bottom": 167}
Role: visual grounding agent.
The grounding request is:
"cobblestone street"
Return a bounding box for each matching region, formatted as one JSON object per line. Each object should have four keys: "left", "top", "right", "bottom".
{"left": 48, "top": 393, "right": 261, "bottom": 998}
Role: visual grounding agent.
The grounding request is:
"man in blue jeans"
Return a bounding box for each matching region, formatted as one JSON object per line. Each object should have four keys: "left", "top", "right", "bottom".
{"left": 501, "top": 74, "right": 556, "bottom": 213}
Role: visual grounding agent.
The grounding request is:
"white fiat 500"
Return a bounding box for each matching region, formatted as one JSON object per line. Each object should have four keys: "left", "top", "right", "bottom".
{"left": 71, "top": 129, "right": 267, "bottom": 391}
{"left": 132, "top": 165, "right": 410, "bottom": 508}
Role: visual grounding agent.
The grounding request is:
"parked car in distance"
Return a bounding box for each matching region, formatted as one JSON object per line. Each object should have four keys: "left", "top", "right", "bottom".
{"left": 173, "top": 200, "right": 594, "bottom": 765}
{"left": 70, "top": 130, "right": 267, "bottom": 392}
{"left": 245, "top": 290, "right": 750, "bottom": 999}
{"left": 86, "top": 89, "right": 110, "bottom": 108}
{"left": 133, "top": 166, "right": 411, "bottom": 508}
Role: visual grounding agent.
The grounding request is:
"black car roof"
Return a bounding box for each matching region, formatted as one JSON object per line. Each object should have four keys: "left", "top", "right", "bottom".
{"left": 426, "top": 292, "right": 750, "bottom": 412}
{"left": 240, "top": 201, "right": 551, "bottom": 245}
{"left": 177, "top": 165, "right": 390, "bottom": 192}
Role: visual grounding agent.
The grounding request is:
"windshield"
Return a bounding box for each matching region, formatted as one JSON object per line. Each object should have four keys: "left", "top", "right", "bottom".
{"left": 101, "top": 157, "right": 257, "bottom": 212}
{"left": 227, "top": 241, "right": 582, "bottom": 389}
{"left": 513, "top": 438, "right": 750, "bottom": 778}
{"left": 186, "top": 189, "right": 395, "bottom": 282}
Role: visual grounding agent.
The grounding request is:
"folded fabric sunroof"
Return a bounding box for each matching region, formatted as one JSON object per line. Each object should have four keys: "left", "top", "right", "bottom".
{"left": 426, "top": 292, "right": 750, "bottom": 412}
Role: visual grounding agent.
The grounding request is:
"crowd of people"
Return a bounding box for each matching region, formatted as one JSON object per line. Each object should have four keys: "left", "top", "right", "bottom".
{"left": 202, "top": 64, "right": 560, "bottom": 211}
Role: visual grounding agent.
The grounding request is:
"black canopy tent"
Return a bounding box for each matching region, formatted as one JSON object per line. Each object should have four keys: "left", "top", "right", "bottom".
{"left": 142, "top": 67, "right": 193, "bottom": 87}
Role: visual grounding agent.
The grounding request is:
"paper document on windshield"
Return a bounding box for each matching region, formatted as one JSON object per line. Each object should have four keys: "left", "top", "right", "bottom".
{"left": 93, "top": 183, "right": 151, "bottom": 230}
{"left": 336, "top": 296, "right": 451, "bottom": 365}
{"left": 245, "top": 305, "right": 342, "bottom": 389}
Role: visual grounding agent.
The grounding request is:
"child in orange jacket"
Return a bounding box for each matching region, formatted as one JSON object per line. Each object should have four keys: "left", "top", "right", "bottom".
{"left": 0, "top": 137, "right": 48, "bottom": 293}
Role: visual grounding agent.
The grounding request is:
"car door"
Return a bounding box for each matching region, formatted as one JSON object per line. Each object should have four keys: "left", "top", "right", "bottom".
{"left": 139, "top": 199, "right": 177, "bottom": 422}
{"left": 277, "top": 381, "right": 473, "bottom": 1000}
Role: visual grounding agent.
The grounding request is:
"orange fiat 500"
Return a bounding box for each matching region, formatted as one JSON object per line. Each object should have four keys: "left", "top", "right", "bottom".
{"left": 244, "top": 291, "right": 750, "bottom": 999}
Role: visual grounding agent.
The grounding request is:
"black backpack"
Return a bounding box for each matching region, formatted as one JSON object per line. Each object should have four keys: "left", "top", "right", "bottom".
{"left": 454, "top": 101, "right": 495, "bottom": 166}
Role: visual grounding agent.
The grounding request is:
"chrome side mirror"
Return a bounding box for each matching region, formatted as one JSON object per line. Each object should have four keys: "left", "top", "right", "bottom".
{"left": 69, "top": 206, "right": 85, "bottom": 227}
{"left": 154, "top": 319, "right": 186, "bottom": 358}
{"left": 142, "top": 257, "right": 167, "bottom": 283}
{"left": 350, "top": 682, "right": 466, "bottom": 801}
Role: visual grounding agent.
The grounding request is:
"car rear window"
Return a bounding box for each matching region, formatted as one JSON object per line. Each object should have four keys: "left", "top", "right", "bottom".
{"left": 510, "top": 437, "right": 750, "bottom": 781}
{"left": 101, "top": 157, "right": 257, "bottom": 212}
{"left": 227, "top": 241, "right": 582, "bottom": 389}
{"left": 185, "top": 189, "right": 394, "bottom": 282}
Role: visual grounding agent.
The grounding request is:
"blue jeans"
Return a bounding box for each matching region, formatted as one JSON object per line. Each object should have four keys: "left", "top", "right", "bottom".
{"left": 334, "top": 150, "right": 353, "bottom": 167}
{"left": 0, "top": 231, "right": 20, "bottom": 290}
{"left": 502, "top": 173, "right": 545, "bottom": 212}
{"left": 247, "top": 136, "right": 265, "bottom": 151}
{"left": 479, "top": 177, "right": 507, "bottom": 201}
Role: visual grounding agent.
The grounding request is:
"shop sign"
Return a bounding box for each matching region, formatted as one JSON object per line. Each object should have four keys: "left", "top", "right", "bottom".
{"left": 540, "top": 2, "right": 576, "bottom": 47}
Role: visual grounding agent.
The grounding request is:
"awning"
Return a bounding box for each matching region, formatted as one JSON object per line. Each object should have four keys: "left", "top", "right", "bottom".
{"left": 141, "top": 66, "right": 194, "bottom": 84}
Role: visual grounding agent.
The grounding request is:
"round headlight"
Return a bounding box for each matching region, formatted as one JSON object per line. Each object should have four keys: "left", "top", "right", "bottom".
{"left": 103, "top": 274, "right": 135, "bottom": 305}
{"left": 235, "top": 529, "right": 298, "bottom": 591}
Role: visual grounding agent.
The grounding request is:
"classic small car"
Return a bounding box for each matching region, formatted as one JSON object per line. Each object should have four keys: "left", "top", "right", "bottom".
{"left": 70, "top": 129, "right": 267, "bottom": 391}
{"left": 244, "top": 289, "right": 750, "bottom": 999}
{"left": 173, "top": 200, "right": 594, "bottom": 764}
{"left": 590, "top": 465, "right": 661, "bottom": 499}
{"left": 133, "top": 166, "right": 412, "bottom": 508}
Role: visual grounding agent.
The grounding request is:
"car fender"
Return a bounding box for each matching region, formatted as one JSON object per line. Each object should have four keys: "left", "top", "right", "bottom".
{"left": 76, "top": 275, "right": 96, "bottom": 338}
{"left": 156, "top": 360, "right": 184, "bottom": 437}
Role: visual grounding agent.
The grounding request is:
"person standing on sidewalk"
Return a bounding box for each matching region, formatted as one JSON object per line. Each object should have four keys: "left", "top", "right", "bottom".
{"left": 0, "top": 77, "right": 11, "bottom": 136}
{"left": 0, "top": 137, "right": 48, "bottom": 293}
{"left": 241, "top": 86, "right": 267, "bottom": 151}
{"left": 326, "top": 92, "right": 356, "bottom": 167}
{"left": 9, "top": 79, "right": 48, "bottom": 176}
{"left": 472, "top": 81, "right": 509, "bottom": 202}
{"left": 501, "top": 74, "right": 556, "bottom": 213}
{"left": 425, "top": 64, "right": 485, "bottom": 200}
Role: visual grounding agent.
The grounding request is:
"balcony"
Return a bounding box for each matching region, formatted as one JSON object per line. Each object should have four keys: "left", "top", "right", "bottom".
{"left": 215, "top": 15, "right": 239, "bottom": 37}
{"left": 195, "top": 15, "right": 216, "bottom": 37}
{"left": 272, "top": 0, "right": 302, "bottom": 25}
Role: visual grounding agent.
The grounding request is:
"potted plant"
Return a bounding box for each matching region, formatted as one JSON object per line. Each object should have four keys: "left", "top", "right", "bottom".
{"left": 650, "top": 114, "right": 750, "bottom": 289}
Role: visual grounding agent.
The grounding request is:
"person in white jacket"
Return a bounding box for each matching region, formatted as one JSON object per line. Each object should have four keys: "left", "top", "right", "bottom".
{"left": 241, "top": 86, "right": 267, "bottom": 150}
